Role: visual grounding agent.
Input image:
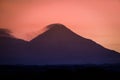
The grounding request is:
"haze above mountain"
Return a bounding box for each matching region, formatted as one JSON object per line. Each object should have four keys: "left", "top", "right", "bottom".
{"left": 0, "top": 23, "right": 120, "bottom": 65}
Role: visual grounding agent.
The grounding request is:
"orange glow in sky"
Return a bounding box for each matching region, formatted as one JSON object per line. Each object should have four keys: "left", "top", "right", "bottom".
{"left": 0, "top": 0, "right": 120, "bottom": 52}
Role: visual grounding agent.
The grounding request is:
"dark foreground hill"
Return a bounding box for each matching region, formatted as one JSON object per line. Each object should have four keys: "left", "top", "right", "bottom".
{"left": 0, "top": 64, "right": 120, "bottom": 79}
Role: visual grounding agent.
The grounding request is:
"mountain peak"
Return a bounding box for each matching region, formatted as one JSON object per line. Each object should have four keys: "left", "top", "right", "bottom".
{"left": 45, "top": 23, "right": 73, "bottom": 34}
{"left": 30, "top": 23, "right": 83, "bottom": 42}
{"left": 46, "top": 23, "right": 68, "bottom": 30}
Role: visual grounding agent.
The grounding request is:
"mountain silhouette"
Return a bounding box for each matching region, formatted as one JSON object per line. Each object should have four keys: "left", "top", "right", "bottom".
{"left": 30, "top": 23, "right": 120, "bottom": 65}
{"left": 0, "top": 24, "right": 120, "bottom": 65}
{"left": 0, "top": 29, "right": 30, "bottom": 64}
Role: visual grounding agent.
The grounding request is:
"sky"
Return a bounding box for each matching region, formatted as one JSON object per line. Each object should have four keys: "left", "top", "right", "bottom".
{"left": 0, "top": 0, "right": 120, "bottom": 52}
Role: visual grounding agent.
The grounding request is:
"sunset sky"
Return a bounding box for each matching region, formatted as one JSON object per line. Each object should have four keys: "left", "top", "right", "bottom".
{"left": 0, "top": 0, "right": 120, "bottom": 52}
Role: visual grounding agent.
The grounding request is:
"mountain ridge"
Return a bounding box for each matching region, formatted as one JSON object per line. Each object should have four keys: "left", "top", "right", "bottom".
{"left": 0, "top": 23, "right": 120, "bottom": 65}
{"left": 30, "top": 24, "right": 118, "bottom": 53}
{"left": 29, "top": 23, "right": 120, "bottom": 65}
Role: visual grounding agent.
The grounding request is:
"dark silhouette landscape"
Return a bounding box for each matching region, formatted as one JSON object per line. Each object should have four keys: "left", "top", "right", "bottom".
{"left": 0, "top": 24, "right": 120, "bottom": 79}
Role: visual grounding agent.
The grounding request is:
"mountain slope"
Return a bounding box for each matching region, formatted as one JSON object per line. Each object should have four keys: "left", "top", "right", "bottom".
{"left": 30, "top": 23, "right": 120, "bottom": 65}
{"left": 0, "top": 29, "right": 29, "bottom": 64}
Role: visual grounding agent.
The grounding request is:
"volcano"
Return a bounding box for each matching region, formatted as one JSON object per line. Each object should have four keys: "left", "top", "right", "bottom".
{"left": 0, "top": 24, "right": 120, "bottom": 65}
{"left": 29, "top": 23, "right": 120, "bottom": 65}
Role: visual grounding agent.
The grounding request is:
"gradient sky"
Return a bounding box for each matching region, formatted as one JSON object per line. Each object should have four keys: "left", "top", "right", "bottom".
{"left": 0, "top": 0, "right": 120, "bottom": 52}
